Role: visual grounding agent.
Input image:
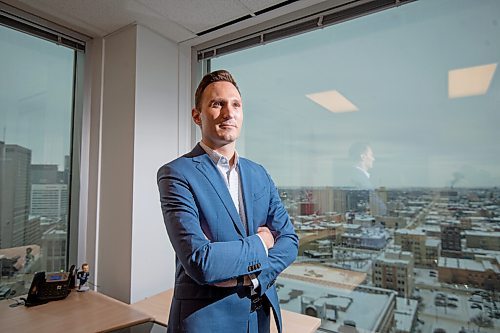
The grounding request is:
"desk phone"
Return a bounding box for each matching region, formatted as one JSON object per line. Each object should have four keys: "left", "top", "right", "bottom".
{"left": 25, "top": 268, "right": 74, "bottom": 307}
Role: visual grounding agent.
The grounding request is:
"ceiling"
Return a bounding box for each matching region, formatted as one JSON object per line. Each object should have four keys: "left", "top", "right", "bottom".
{"left": 2, "top": 0, "right": 341, "bottom": 44}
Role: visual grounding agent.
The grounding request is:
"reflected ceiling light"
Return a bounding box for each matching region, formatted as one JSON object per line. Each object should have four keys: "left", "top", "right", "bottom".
{"left": 448, "top": 63, "right": 497, "bottom": 99}
{"left": 306, "top": 90, "right": 358, "bottom": 113}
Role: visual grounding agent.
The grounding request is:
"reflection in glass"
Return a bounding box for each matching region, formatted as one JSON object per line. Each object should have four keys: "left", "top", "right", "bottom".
{"left": 212, "top": 0, "right": 500, "bottom": 332}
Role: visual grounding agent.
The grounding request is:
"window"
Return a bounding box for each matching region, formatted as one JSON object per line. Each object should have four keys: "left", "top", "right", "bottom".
{"left": 0, "top": 17, "right": 83, "bottom": 297}
{"left": 210, "top": 0, "right": 500, "bottom": 332}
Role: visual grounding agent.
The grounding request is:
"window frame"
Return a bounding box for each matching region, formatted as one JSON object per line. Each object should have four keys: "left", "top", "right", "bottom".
{"left": 0, "top": 4, "right": 87, "bottom": 271}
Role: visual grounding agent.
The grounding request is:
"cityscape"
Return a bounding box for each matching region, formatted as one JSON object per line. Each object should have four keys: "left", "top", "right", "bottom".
{"left": 276, "top": 186, "right": 500, "bottom": 333}
{"left": 0, "top": 141, "right": 70, "bottom": 299}
{"left": 1, "top": 141, "right": 500, "bottom": 333}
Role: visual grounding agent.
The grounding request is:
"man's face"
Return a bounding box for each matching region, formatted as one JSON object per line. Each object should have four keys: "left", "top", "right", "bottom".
{"left": 361, "top": 147, "right": 375, "bottom": 170}
{"left": 192, "top": 81, "right": 243, "bottom": 148}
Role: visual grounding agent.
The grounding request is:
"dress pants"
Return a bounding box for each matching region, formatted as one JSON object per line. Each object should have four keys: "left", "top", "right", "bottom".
{"left": 247, "top": 303, "right": 271, "bottom": 333}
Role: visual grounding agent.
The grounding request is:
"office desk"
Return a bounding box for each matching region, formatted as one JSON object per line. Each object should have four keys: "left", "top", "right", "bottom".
{"left": 132, "top": 289, "right": 321, "bottom": 333}
{"left": 0, "top": 291, "right": 152, "bottom": 333}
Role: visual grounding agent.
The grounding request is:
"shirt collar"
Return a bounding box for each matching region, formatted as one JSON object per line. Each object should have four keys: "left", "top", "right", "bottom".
{"left": 355, "top": 166, "right": 370, "bottom": 179}
{"left": 199, "top": 141, "right": 239, "bottom": 169}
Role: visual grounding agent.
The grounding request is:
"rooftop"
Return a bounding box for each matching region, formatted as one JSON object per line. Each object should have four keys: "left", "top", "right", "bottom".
{"left": 277, "top": 276, "right": 396, "bottom": 333}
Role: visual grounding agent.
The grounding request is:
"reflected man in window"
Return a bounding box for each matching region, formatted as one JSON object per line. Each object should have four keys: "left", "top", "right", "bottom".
{"left": 349, "top": 142, "right": 375, "bottom": 190}
{"left": 157, "top": 70, "right": 298, "bottom": 333}
{"left": 348, "top": 142, "right": 387, "bottom": 216}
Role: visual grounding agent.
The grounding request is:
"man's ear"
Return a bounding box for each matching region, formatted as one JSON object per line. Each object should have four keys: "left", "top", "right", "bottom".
{"left": 192, "top": 108, "right": 202, "bottom": 127}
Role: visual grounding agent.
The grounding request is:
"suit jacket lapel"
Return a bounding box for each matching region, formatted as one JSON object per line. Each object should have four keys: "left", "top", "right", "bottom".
{"left": 192, "top": 147, "right": 246, "bottom": 237}
{"left": 238, "top": 159, "right": 255, "bottom": 235}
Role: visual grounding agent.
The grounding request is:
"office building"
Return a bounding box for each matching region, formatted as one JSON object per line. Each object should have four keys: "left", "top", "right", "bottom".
{"left": 340, "top": 227, "right": 387, "bottom": 250}
{"left": 424, "top": 238, "right": 441, "bottom": 267}
{"left": 40, "top": 224, "right": 67, "bottom": 272}
{"left": 31, "top": 164, "right": 60, "bottom": 184}
{"left": 437, "top": 257, "right": 500, "bottom": 290}
{"left": 30, "top": 184, "right": 68, "bottom": 221}
{"left": 0, "top": 144, "right": 31, "bottom": 248}
{"left": 394, "top": 229, "right": 426, "bottom": 266}
{"left": 377, "top": 216, "right": 407, "bottom": 229}
{"left": 464, "top": 230, "right": 500, "bottom": 251}
{"left": 440, "top": 223, "right": 461, "bottom": 254}
{"left": 373, "top": 249, "right": 414, "bottom": 298}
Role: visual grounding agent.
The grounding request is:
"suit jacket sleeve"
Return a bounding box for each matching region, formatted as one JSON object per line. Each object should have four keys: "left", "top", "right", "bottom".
{"left": 158, "top": 164, "right": 269, "bottom": 285}
{"left": 256, "top": 169, "right": 299, "bottom": 296}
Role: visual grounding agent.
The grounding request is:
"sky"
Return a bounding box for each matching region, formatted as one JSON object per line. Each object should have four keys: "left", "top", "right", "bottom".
{"left": 212, "top": 0, "right": 500, "bottom": 188}
{"left": 0, "top": 25, "right": 75, "bottom": 170}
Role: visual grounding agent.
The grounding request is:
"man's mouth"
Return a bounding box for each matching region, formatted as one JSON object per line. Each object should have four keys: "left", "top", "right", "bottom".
{"left": 219, "top": 123, "right": 236, "bottom": 128}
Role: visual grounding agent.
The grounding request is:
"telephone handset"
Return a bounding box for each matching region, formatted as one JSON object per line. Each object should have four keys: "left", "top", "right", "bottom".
{"left": 24, "top": 266, "right": 76, "bottom": 307}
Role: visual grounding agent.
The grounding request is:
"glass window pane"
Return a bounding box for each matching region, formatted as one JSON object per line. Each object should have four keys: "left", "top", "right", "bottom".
{"left": 0, "top": 24, "right": 75, "bottom": 297}
{"left": 212, "top": 0, "right": 500, "bottom": 332}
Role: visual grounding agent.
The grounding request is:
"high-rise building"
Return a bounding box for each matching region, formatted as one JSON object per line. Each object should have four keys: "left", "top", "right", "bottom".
{"left": 30, "top": 184, "right": 68, "bottom": 221}
{"left": 0, "top": 144, "right": 31, "bottom": 248}
{"left": 373, "top": 249, "right": 414, "bottom": 298}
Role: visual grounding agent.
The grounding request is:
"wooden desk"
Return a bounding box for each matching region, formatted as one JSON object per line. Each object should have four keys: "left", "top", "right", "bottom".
{"left": 0, "top": 291, "right": 152, "bottom": 333}
{"left": 132, "top": 289, "right": 321, "bottom": 333}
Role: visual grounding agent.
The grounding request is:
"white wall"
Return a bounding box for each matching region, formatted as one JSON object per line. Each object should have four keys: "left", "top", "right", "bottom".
{"left": 131, "top": 25, "right": 179, "bottom": 303}
{"left": 82, "top": 24, "right": 190, "bottom": 303}
{"left": 97, "top": 25, "right": 137, "bottom": 303}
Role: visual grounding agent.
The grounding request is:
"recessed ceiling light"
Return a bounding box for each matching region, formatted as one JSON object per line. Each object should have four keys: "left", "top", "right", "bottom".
{"left": 448, "top": 63, "right": 497, "bottom": 99}
{"left": 306, "top": 90, "right": 358, "bottom": 113}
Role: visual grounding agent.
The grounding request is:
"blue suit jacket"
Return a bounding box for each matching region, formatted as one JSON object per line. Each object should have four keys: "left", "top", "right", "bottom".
{"left": 157, "top": 144, "right": 298, "bottom": 332}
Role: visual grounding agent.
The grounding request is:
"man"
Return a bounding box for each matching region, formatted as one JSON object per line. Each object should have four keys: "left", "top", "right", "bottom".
{"left": 348, "top": 142, "right": 387, "bottom": 215}
{"left": 348, "top": 142, "right": 375, "bottom": 190}
{"left": 157, "top": 70, "right": 298, "bottom": 333}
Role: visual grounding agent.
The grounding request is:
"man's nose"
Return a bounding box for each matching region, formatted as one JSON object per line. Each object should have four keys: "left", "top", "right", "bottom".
{"left": 221, "top": 104, "right": 236, "bottom": 119}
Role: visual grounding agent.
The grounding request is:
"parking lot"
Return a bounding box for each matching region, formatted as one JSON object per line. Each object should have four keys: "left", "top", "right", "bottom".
{"left": 417, "top": 288, "right": 499, "bottom": 333}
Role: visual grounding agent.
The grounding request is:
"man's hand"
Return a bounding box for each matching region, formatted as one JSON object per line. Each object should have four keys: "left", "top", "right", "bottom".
{"left": 257, "top": 226, "right": 275, "bottom": 250}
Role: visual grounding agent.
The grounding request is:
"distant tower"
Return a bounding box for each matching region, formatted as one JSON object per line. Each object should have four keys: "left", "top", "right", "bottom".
{"left": 0, "top": 144, "right": 32, "bottom": 247}
{"left": 370, "top": 187, "right": 388, "bottom": 216}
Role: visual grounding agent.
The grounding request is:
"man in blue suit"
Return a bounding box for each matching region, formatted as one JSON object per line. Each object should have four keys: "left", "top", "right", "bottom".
{"left": 157, "top": 70, "right": 298, "bottom": 332}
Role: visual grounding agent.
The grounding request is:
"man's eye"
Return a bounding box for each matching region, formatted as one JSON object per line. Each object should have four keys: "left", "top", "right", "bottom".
{"left": 233, "top": 102, "right": 241, "bottom": 108}
{"left": 212, "top": 101, "right": 222, "bottom": 107}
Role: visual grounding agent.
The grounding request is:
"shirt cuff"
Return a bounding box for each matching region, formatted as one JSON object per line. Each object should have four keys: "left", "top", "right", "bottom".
{"left": 249, "top": 273, "right": 259, "bottom": 289}
{"left": 256, "top": 234, "right": 269, "bottom": 256}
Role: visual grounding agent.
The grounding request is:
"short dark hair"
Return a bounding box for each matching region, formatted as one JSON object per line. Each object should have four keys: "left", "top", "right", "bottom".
{"left": 194, "top": 70, "right": 240, "bottom": 111}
